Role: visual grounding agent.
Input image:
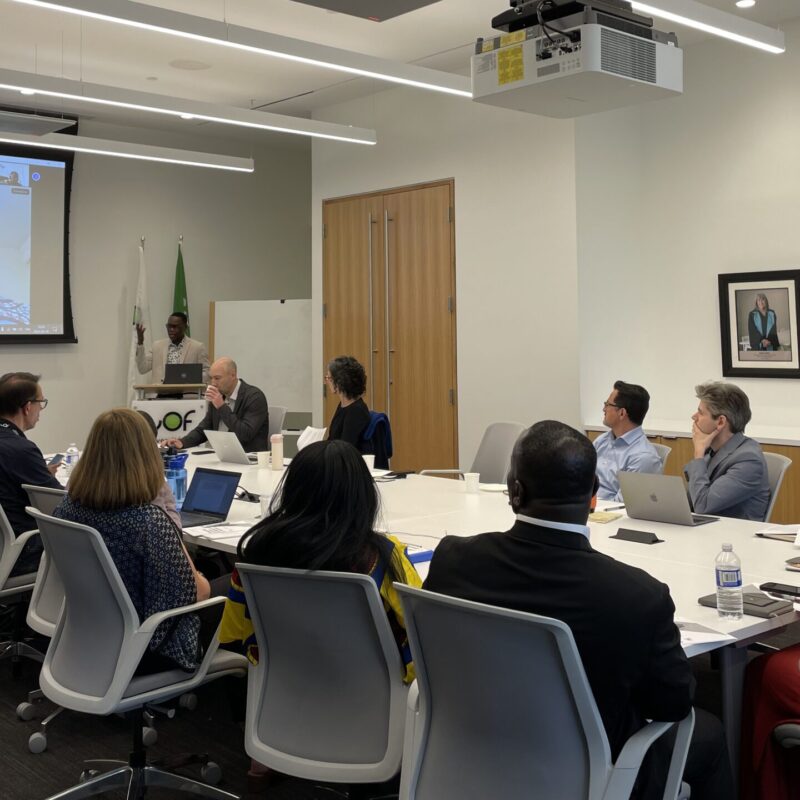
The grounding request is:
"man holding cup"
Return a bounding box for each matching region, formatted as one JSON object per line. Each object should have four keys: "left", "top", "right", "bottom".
{"left": 163, "top": 357, "right": 269, "bottom": 452}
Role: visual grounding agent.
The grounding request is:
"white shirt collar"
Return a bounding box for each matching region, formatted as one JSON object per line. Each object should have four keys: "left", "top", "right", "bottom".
{"left": 227, "top": 380, "right": 241, "bottom": 404}
{"left": 515, "top": 513, "right": 591, "bottom": 541}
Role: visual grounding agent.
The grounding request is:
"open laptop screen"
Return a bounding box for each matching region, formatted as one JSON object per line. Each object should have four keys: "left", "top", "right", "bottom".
{"left": 182, "top": 468, "right": 240, "bottom": 515}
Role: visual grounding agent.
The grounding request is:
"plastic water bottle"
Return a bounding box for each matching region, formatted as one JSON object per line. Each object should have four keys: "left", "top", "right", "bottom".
{"left": 64, "top": 443, "right": 79, "bottom": 478}
{"left": 715, "top": 543, "right": 743, "bottom": 620}
{"left": 271, "top": 434, "right": 284, "bottom": 471}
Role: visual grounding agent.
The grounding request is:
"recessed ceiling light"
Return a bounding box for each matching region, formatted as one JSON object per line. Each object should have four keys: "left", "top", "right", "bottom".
{"left": 19, "top": 88, "right": 36, "bottom": 95}
{"left": 179, "top": 113, "right": 193, "bottom": 120}
{"left": 736, "top": 0, "right": 756, "bottom": 7}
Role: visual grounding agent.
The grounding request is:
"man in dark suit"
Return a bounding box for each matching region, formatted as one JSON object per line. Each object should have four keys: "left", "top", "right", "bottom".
{"left": 166, "top": 357, "right": 269, "bottom": 452}
{"left": 423, "top": 420, "right": 731, "bottom": 800}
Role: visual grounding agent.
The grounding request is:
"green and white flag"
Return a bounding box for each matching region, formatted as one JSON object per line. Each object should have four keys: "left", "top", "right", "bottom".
{"left": 173, "top": 243, "right": 190, "bottom": 334}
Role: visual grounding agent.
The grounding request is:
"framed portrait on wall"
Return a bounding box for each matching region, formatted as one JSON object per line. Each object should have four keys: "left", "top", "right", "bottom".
{"left": 718, "top": 270, "right": 800, "bottom": 379}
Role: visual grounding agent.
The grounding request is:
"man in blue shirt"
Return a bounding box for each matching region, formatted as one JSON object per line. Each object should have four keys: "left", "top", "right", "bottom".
{"left": 593, "top": 380, "right": 662, "bottom": 501}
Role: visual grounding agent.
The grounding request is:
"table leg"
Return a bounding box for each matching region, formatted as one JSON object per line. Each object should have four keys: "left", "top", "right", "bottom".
{"left": 718, "top": 643, "right": 748, "bottom": 796}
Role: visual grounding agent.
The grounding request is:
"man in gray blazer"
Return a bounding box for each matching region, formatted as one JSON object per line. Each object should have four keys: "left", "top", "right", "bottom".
{"left": 165, "top": 357, "right": 269, "bottom": 452}
{"left": 685, "top": 381, "right": 769, "bottom": 521}
{"left": 136, "top": 312, "right": 210, "bottom": 386}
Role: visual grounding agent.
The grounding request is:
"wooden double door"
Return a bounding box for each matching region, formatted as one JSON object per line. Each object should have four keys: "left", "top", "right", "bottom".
{"left": 322, "top": 180, "right": 458, "bottom": 472}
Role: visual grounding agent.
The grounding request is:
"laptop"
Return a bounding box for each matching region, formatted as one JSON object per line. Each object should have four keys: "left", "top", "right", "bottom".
{"left": 164, "top": 363, "right": 203, "bottom": 384}
{"left": 618, "top": 471, "right": 719, "bottom": 527}
{"left": 205, "top": 429, "right": 257, "bottom": 465}
{"left": 179, "top": 467, "right": 241, "bottom": 528}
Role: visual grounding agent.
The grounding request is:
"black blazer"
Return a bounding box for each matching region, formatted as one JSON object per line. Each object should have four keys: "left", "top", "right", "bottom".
{"left": 423, "top": 520, "right": 693, "bottom": 795}
{"left": 181, "top": 379, "right": 269, "bottom": 452}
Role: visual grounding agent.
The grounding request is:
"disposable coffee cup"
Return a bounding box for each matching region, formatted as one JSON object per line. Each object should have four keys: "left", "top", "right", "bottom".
{"left": 464, "top": 472, "right": 480, "bottom": 494}
{"left": 257, "top": 451, "right": 270, "bottom": 468}
{"left": 363, "top": 454, "right": 376, "bottom": 472}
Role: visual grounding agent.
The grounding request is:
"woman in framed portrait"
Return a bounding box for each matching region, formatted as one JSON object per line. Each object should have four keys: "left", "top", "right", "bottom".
{"left": 748, "top": 293, "right": 780, "bottom": 351}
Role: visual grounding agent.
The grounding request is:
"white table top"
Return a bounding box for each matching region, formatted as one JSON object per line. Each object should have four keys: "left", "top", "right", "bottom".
{"left": 180, "top": 451, "right": 799, "bottom": 655}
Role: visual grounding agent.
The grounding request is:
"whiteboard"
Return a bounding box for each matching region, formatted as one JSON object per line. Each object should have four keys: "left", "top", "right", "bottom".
{"left": 212, "top": 299, "right": 311, "bottom": 413}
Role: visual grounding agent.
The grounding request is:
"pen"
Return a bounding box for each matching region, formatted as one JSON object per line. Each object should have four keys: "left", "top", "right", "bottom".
{"left": 604, "top": 505, "right": 626, "bottom": 511}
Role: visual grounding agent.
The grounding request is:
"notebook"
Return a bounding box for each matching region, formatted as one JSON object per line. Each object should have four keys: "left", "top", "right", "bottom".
{"left": 618, "top": 471, "right": 719, "bottom": 527}
{"left": 205, "top": 430, "right": 257, "bottom": 465}
{"left": 164, "top": 362, "right": 203, "bottom": 384}
{"left": 179, "top": 467, "right": 241, "bottom": 528}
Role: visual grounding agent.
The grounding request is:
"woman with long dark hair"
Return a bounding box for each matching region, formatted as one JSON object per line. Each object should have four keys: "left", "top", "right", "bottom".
{"left": 219, "top": 439, "right": 420, "bottom": 678}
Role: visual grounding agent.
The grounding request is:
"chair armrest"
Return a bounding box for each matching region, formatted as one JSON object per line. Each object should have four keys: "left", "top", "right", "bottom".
{"left": 775, "top": 723, "right": 800, "bottom": 749}
{"left": 0, "top": 528, "right": 40, "bottom": 590}
{"left": 419, "top": 469, "right": 464, "bottom": 478}
{"left": 137, "top": 595, "right": 226, "bottom": 634}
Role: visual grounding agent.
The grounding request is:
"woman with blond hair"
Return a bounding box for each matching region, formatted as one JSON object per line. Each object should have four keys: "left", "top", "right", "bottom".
{"left": 54, "top": 408, "right": 209, "bottom": 675}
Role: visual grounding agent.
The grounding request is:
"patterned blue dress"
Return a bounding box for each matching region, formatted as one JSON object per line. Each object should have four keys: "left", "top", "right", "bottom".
{"left": 54, "top": 497, "right": 200, "bottom": 670}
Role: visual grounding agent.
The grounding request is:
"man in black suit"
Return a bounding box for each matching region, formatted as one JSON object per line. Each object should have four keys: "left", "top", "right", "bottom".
{"left": 166, "top": 356, "right": 269, "bottom": 452}
{"left": 423, "top": 420, "right": 731, "bottom": 800}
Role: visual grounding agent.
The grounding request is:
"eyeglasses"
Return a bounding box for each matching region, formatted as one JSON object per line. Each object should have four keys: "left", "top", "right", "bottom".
{"left": 603, "top": 401, "right": 620, "bottom": 410}
{"left": 28, "top": 398, "right": 48, "bottom": 409}
{"left": 323, "top": 374, "right": 333, "bottom": 382}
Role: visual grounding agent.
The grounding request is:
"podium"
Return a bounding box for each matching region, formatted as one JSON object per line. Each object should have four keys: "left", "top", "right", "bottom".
{"left": 132, "top": 384, "right": 206, "bottom": 440}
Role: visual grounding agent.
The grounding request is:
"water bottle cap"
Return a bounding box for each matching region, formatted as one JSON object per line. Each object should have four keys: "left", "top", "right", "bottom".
{"left": 721, "top": 543, "right": 733, "bottom": 551}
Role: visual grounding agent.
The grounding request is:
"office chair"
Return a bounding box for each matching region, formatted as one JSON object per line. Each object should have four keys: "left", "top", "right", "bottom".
{"left": 361, "top": 411, "right": 393, "bottom": 470}
{"left": 420, "top": 421, "right": 525, "bottom": 484}
{"left": 268, "top": 405, "right": 287, "bottom": 440}
{"left": 395, "top": 585, "right": 694, "bottom": 800}
{"left": 0, "top": 504, "right": 43, "bottom": 675}
{"left": 27, "top": 508, "right": 248, "bottom": 799}
{"left": 16, "top": 485, "right": 67, "bottom": 751}
{"left": 763, "top": 452, "right": 792, "bottom": 522}
{"left": 652, "top": 443, "right": 672, "bottom": 473}
{"left": 237, "top": 563, "right": 407, "bottom": 795}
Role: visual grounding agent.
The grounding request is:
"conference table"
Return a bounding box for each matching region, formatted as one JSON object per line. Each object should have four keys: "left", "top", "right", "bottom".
{"left": 180, "top": 450, "right": 800, "bottom": 771}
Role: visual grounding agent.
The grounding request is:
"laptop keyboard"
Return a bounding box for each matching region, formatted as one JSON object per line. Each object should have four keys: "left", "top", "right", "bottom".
{"left": 180, "top": 511, "right": 218, "bottom": 527}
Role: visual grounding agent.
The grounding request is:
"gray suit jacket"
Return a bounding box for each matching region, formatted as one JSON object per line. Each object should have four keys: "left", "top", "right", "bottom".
{"left": 684, "top": 432, "right": 770, "bottom": 520}
{"left": 136, "top": 336, "right": 210, "bottom": 385}
{"left": 181, "top": 379, "right": 269, "bottom": 452}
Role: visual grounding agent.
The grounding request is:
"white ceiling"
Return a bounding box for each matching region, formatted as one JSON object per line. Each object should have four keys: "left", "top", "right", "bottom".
{"left": 0, "top": 0, "right": 797, "bottom": 146}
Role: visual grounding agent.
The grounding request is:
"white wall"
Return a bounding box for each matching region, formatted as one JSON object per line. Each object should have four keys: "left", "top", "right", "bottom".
{"left": 312, "top": 88, "right": 581, "bottom": 467}
{"left": 577, "top": 19, "right": 800, "bottom": 432}
{"left": 0, "top": 121, "right": 310, "bottom": 452}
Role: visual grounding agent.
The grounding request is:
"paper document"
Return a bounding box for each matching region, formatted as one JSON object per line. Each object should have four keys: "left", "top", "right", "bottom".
{"left": 297, "top": 426, "right": 327, "bottom": 450}
{"left": 755, "top": 524, "right": 800, "bottom": 545}
{"left": 193, "top": 522, "right": 252, "bottom": 541}
{"left": 589, "top": 511, "right": 623, "bottom": 524}
{"left": 675, "top": 619, "right": 735, "bottom": 648}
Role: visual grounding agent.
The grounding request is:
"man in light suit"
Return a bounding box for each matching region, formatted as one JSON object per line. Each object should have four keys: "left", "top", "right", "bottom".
{"left": 165, "top": 357, "right": 269, "bottom": 452}
{"left": 423, "top": 420, "right": 732, "bottom": 800}
{"left": 136, "top": 312, "right": 210, "bottom": 386}
{"left": 686, "top": 381, "right": 769, "bottom": 521}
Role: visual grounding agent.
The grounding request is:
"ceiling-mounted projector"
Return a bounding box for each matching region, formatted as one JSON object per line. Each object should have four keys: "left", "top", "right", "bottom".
{"left": 472, "top": 0, "right": 683, "bottom": 118}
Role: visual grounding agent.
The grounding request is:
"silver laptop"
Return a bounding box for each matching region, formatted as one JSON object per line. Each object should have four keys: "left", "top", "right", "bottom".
{"left": 205, "top": 430, "right": 257, "bottom": 465}
{"left": 618, "top": 472, "right": 718, "bottom": 527}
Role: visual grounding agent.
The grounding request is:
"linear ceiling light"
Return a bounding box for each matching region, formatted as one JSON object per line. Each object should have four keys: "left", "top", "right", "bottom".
{"left": 0, "top": 69, "right": 377, "bottom": 145}
{"left": 13, "top": 0, "right": 472, "bottom": 98}
{"left": 0, "top": 130, "right": 254, "bottom": 171}
{"left": 630, "top": 0, "right": 785, "bottom": 53}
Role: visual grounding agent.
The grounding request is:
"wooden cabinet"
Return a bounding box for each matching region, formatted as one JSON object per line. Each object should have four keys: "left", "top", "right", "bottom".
{"left": 323, "top": 180, "right": 458, "bottom": 472}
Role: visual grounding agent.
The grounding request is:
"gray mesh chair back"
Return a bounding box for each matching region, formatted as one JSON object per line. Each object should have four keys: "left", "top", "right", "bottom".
{"left": 470, "top": 422, "right": 526, "bottom": 483}
{"left": 764, "top": 452, "right": 792, "bottom": 522}
{"left": 0, "top": 504, "right": 39, "bottom": 596}
{"left": 22, "top": 484, "right": 66, "bottom": 515}
{"left": 268, "top": 406, "right": 287, "bottom": 440}
{"left": 651, "top": 443, "right": 672, "bottom": 473}
{"left": 23, "top": 485, "right": 67, "bottom": 635}
{"left": 396, "top": 585, "right": 694, "bottom": 800}
{"left": 237, "top": 563, "right": 407, "bottom": 783}
{"left": 31, "top": 510, "right": 134, "bottom": 704}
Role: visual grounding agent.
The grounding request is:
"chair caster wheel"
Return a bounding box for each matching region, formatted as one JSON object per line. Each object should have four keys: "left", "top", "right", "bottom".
{"left": 178, "top": 693, "right": 197, "bottom": 711}
{"left": 79, "top": 770, "right": 99, "bottom": 783}
{"left": 16, "top": 702, "right": 36, "bottom": 721}
{"left": 142, "top": 726, "right": 158, "bottom": 747}
{"left": 201, "top": 762, "right": 221, "bottom": 785}
{"left": 28, "top": 731, "right": 47, "bottom": 753}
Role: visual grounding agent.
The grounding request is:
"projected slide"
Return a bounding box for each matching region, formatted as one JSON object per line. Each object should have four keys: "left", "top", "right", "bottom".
{"left": 0, "top": 152, "right": 69, "bottom": 338}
